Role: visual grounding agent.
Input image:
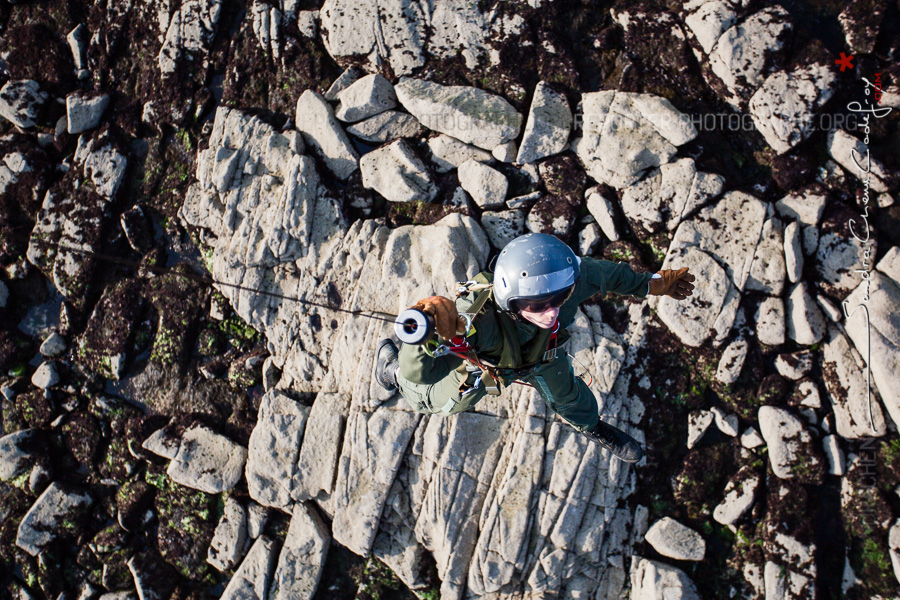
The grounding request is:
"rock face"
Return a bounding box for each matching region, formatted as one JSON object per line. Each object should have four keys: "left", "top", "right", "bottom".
{"left": 208, "top": 497, "right": 249, "bottom": 572}
{"left": 360, "top": 140, "right": 437, "bottom": 203}
{"left": 16, "top": 482, "right": 93, "bottom": 556}
{"left": 574, "top": 91, "right": 697, "bottom": 189}
{"left": 335, "top": 74, "right": 397, "bottom": 123}
{"left": 458, "top": 159, "right": 508, "bottom": 209}
{"left": 395, "top": 78, "right": 523, "bottom": 150}
{"left": 516, "top": 82, "right": 573, "bottom": 165}
{"left": 295, "top": 90, "right": 359, "bottom": 180}
{"left": 657, "top": 246, "right": 730, "bottom": 347}
{"left": 167, "top": 425, "right": 247, "bottom": 494}
{"left": 221, "top": 536, "right": 278, "bottom": 600}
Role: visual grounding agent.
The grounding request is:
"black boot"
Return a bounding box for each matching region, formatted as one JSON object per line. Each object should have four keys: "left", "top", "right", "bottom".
{"left": 584, "top": 420, "right": 644, "bottom": 463}
{"left": 375, "top": 339, "right": 399, "bottom": 392}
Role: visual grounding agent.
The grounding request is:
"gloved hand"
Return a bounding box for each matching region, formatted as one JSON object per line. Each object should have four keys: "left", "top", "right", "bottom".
{"left": 411, "top": 296, "right": 464, "bottom": 340}
{"left": 649, "top": 268, "right": 695, "bottom": 300}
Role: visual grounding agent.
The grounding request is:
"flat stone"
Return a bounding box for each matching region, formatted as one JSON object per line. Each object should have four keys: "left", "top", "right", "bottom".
{"left": 579, "top": 222, "right": 601, "bottom": 256}
{"left": 492, "top": 141, "right": 517, "bottom": 163}
{"left": 247, "top": 504, "right": 269, "bottom": 539}
{"left": 630, "top": 556, "right": 701, "bottom": 600}
{"left": 324, "top": 66, "right": 364, "bottom": 101}
{"left": 295, "top": 90, "right": 359, "bottom": 180}
{"left": 785, "top": 282, "right": 826, "bottom": 345}
{"left": 822, "top": 325, "right": 887, "bottom": 439}
{"left": 585, "top": 187, "right": 620, "bottom": 241}
{"left": 775, "top": 188, "right": 827, "bottom": 226}
{"left": 482, "top": 210, "right": 526, "bottom": 250}
{"left": 712, "top": 406, "right": 739, "bottom": 436}
{"left": 458, "top": 159, "right": 508, "bottom": 209}
{"left": 0, "top": 430, "right": 37, "bottom": 480}
{"left": 687, "top": 410, "right": 714, "bottom": 449}
{"left": 645, "top": 517, "right": 706, "bottom": 561}
{"left": 269, "top": 503, "right": 330, "bottom": 600}
{"left": 713, "top": 466, "right": 760, "bottom": 525}
{"left": 335, "top": 74, "right": 398, "bottom": 123}
{"left": 345, "top": 111, "right": 422, "bottom": 143}
{"left": 575, "top": 91, "right": 696, "bottom": 188}
{"left": 658, "top": 247, "right": 730, "bottom": 347}
{"left": 506, "top": 190, "right": 541, "bottom": 210}
{"left": 716, "top": 337, "right": 748, "bottom": 384}
{"left": 822, "top": 434, "right": 844, "bottom": 476}
{"left": 756, "top": 296, "right": 786, "bottom": 346}
{"left": 208, "top": 497, "right": 249, "bottom": 572}
{"left": 749, "top": 64, "right": 836, "bottom": 154}
{"left": 876, "top": 246, "right": 900, "bottom": 284}
{"left": 360, "top": 139, "right": 437, "bottom": 203}
{"left": 795, "top": 380, "right": 822, "bottom": 409}
{"left": 758, "top": 406, "right": 823, "bottom": 482}
{"left": 516, "top": 81, "right": 572, "bottom": 164}
{"left": 66, "top": 92, "right": 110, "bottom": 134}
{"left": 221, "top": 536, "right": 278, "bottom": 600}
{"left": 426, "top": 135, "right": 492, "bottom": 173}
{"left": 395, "top": 78, "right": 522, "bottom": 150}
{"left": 142, "top": 425, "right": 181, "bottom": 460}
{"left": 775, "top": 351, "right": 813, "bottom": 380}
{"left": 167, "top": 425, "right": 247, "bottom": 494}
{"left": 32, "top": 361, "right": 60, "bottom": 389}
{"left": 741, "top": 426, "right": 764, "bottom": 449}
{"left": 684, "top": 0, "right": 738, "bottom": 54}
{"left": 293, "top": 393, "right": 349, "bottom": 502}
{"left": 827, "top": 129, "right": 889, "bottom": 193}
{"left": 74, "top": 134, "right": 128, "bottom": 199}
{"left": 0, "top": 80, "right": 48, "bottom": 128}
{"left": 16, "top": 482, "right": 92, "bottom": 555}
{"left": 745, "top": 217, "right": 786, "bottom": 294}
{"left": 784, "top": 221, "right": 803, "bottom": 283}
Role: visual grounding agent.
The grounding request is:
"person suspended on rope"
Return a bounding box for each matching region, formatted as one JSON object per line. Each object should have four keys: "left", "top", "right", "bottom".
{"left": 375, "top": 233, "right": 695, "bottom": 463}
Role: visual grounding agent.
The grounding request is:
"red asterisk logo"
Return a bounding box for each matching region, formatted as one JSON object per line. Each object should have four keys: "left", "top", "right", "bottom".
{"left": 835, "top": 52, "right": 855, "bottom": 71}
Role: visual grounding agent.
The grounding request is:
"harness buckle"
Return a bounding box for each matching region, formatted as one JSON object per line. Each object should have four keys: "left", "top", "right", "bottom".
{"left": 543, "top": 347, "right": 557, "bottom": 362}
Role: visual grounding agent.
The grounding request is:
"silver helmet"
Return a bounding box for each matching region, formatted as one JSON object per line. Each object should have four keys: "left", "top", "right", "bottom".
{"left": 493, "top": 233, "right": 580, "bottom": 312}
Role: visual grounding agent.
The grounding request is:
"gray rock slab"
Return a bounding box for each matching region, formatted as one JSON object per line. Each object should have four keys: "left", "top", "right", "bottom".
{"left": 332, "top": 403, "right": 421, "bottom": 556}
{"left": 756, "top": 296, "right": 786, "bottom": 346}
{"left": 775, "top": 188, "right": 827, "bottom": 226}
{"left": 713, "top": 466, "right": 760, "bottom": 525}
{"left": 758, "top": 406, "right": 823, "bottom": 482}
{"left": 749, "top": 63, "right": 836, "bottom": 154}
{"left": 16, "top": 482, "right": 92, "bottom": 555}
{"left": 876, "top": 246, "right": 900, "bottom": 283}
{"left": 579, "top": 222, "right": 601, "bottom": 256}
{"left": 345, "top": 110, "right": 422, "bottom": 143}
{"left": 246, "top": 390, "right": 310, "bottom": 509}
{"left": 247, "top": 504, "right": 269, "bottom": 540}
{"left": 0, "top": 80, "right": 48, "bottom": 128}
{"left": 335, "top": 73, "right": 398, "bottom": 123}
{"left": 74, "top": 134, "right": 128, "bottom": 199}
{"left": 32, "top": 361, "right": 60, "bottom": 389}
{"left": 684, "top": 0, "right": 738, "bottom": 54}
{"left": 167, "top": 424, "right": 247, "bottom": 494}
{"left": 395, "top": 78, "right": 522, "bottom": 150}
{"left": 630, "top": 556, "right": 701, "bottom": 600}
{"left": 687, "top": 410, "right": 714, "bottom": 449}
{"left": 775, "top": 351, "right": 813, "bottom": 380}
{"left": 492, "top": 140, "right": 517, "bottom": 163}
{"left": 157, "top": 0, "right": 223, "bottom": 76}
{"left": 716, "top": 337, "right": 748, "bottom": 384}
{"left": 142, "top": 425, "right": 181, "bottom": 460}
{"left": 324, "top": 66, "right": 364, "bottom": 101}
{"left": 516, "top": 81, "right": 572, "bottom": 164}
{"left": 221, "top": 536, "right": 278, "bottom": 600}
{"left": 645, "top": 517, "right": 706, "bottom": 561}
{"left": 66, "top": 93, "right": 110, "bottom": 134}
{"left": 712, "top": 406, "right": 739, "bottom": 436}
{"left": 822, "top": 325, "right": 887, "bottom": 439}
{"left": 585, "top": 187, "right": 620, "bottom": 241}
{"left": 784, "top": 221, "right": 804, "bottom": 283}
{"left": 295, "top": 90, "right": 359, "bottom": 180}
{"left": 294, "top": 393, "right": 350, "bottom": 502}
{"left": 39, "top": 332, "right": 66, "bottom": 358}
{"left": 827, "top": 129, "right": 889, "bottom": 193}
{"left": 658, "top": 246, "right": 730, "bottom": 347}
{"left": 269, "top": 503, "right": 330, "bottom": 600}
{"left": 458, "top": 159, "right": 508, "bottom": 209}
{"left": 822, "top": 434, "right": 845, "bottom": 476}
{"left": 741, "top": 426, "right": 764, "bottom": 449}
{"left": 360, "top": 139, "right": 437, "bottom": 203}
{"left": 574, "top": 91, "right": 696, "bottom": 189}
{"left": 208, "top": 497, "right": 249, "bottom": 572}
{"left": 426, "top": 134, "right": 492, "bottom": 173}
{"left": 745, "top": 217, "right": 786, "bottom": 295}
{"left": 0, "top": 430, "right": 37, "bottom": 480}
{"left": 785, "top": 282, "right": 826, "bottom": 345}
{"left": 482, "top": 209, "right": 526, "bottom": 250}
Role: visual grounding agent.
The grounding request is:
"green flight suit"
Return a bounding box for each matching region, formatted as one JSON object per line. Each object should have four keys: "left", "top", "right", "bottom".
{"left": 396, "top": 257, "right": 653, "bottom": 431}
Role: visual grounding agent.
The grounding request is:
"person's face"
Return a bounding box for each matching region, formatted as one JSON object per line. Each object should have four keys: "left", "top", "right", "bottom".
{"left": 518, "top": 305, "right": 560, "bottom": 329}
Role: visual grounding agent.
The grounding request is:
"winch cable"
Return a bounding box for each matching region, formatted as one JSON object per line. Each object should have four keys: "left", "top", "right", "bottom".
{"left": 29, "top": 239, "right": 403, "bottom": 327}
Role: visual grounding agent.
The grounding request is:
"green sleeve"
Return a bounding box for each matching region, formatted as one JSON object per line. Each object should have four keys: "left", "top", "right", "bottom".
{"left": 574, "top": 257, "right": 654, "bottom": 302}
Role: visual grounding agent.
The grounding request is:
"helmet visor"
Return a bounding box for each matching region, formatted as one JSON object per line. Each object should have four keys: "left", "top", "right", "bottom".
{"left": 514, "top": 286, "right": 575, "bottom": 313}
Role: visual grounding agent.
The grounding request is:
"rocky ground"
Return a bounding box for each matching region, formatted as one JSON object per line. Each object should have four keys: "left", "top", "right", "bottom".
{"left": 1, "top": 0, "right": 900, "bottom": 599}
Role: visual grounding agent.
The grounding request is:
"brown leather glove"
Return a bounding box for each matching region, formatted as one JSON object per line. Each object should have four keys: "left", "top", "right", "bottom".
{"left": 649, "top": 268, "right": 695, "bottom": 300}
{"left": 411, "top": 296, "right": 464, "bottom": 340}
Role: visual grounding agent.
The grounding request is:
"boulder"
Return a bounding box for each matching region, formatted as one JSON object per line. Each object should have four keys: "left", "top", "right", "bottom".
{"left": 630, "top": 556, "right": 701, "bottom": 600}
{"left": 246, "top": 390, "right": 310, "bottom": 509}
{"left": 248, "top": 504, "right": 270, "bottom": 540}
{"left": 775, "top": 188, "right": 827, "bottom": 226}
{"left": 482, "top": 210, "right": 526, "bottom": 250}
{"left": 827, "top": 129, "right": 890, "bottom": 193}
{"left": 167, "top": 425, "right": 247, "bottom": 494}
{"left": 657, "top": 247, "right": 731, "bottom": 347}
{"left": 745, "top": 217, "right": 786, "bottom": 295}
{"left": 741, "top": 426, "right": 764, "bottom": 449}
{"left": 574, "top": 91, "right": 697, "bottom": 188}
{"left": 269, "top": 503, "right": 330, "bottom": 600}
{"left": 712, "top": 406, "right": 739, "bottom": 436}
{"left": 295, "top": 90, "right": 359, "bottom": 180}
{"left": 644, "top": 518, "right": 706, "bottom": 561}
{"left": 822, "top": 434, "right": 844, "bottom": 476}
{"left": 142, "top": 425, "right": 181, "bottom": 460}
{"left": 360, "top": 140, "right": 437, "bottom": 203}
{"left": 515, "top": 81, "right": 572, "bottom": 165}
{"left": 31, "top": 361, "right": 60, "bottom": 389}
{"left": 784, "top": 221, "right": 803, "bottom": 283}
{"left": 492, "top": 141, "right": 517, "bottom": 163}
{"left": 526, "top": 196, "right": 577, "bottom": 238}
{"left": 66, "top": 92, "right": 110, "bottom": 134}
{"left": 0, "top": 430, "right": 37, "bottom": 480}
{"left": 0, "top": 80, "right": 48, "bottom": 128}
{"left": 345, "top": 111, "right": 422, "bottom": 143}
{"left": 221, "top": 536, "right": 278, "bottom": 600}
{"left": 785, "top": 282, "right": 825, "bottom": 345}
{"left": 16, "top": 482, "right": 92, "bottom": 555}
{"left": 708, "top": 7, "right": 793, "bottom": 107}
{"left": 208, "top": 497, "right": 249, "bottom": 572}
{"left": 757, "top": 406, "right": 824, "bottom": 482}
{"left": 458, "top": 159, "right": 508, "bottom": 209}
{"left": 395, "top": 78, "right": 522, "bottom": 150}
{"left": 756, "top": 296, "right": 786, "bottom": 346}
{"left": 294, "top": 393, "right": 350, "bottom": 502}
{"left": 426, "top": 134, "right": 493, "bottom": 173}
{"left": 585, "top": 187, "right": 620, "bottom": 241}
{"left": 683, "top": 0, "right": 738, "bottom": 54}
{"left": 749, "top": 64, "right": 836, "bottom": 154}
{"left": 687, "top": 410, "right": 714, "bottom": 449}
{"left": 716, "top": 337, "right": 748, "bottom": 384}
{"left": 335, "top": 74, "right": 398, "bottom": 123}
{"left": 775, "top": 351, "right": 813, "bottom": 380}
{"left": 822, "top": 325, "right": 887, "bottom": 439}
{"left": 713, "top": 466, "right": 760, "bottom": 525}
{"left": 325, "top": 66, "right": 364, "bottom": 101}
{"left": 579, "top": 222, "right": 601, "bottom": 256}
